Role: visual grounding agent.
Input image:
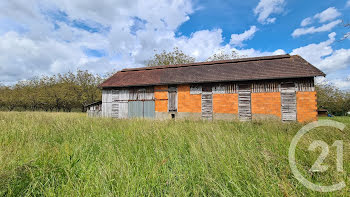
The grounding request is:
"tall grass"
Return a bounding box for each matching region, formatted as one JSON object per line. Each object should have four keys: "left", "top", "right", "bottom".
{"left": 0, "top": 112, "right": 348, "bottom": 196}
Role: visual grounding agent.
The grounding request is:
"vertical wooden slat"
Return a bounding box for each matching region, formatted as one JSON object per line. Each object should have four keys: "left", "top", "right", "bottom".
{"left": 168, "top": 86, "right": 177, "bottom": 112}
{"left": 201, "top": 85, "right": 213, "bottom": 120}
{"left": 238, "top": 83, "right": 252, "bottom": 121}
{"left": 281, "top": 82, "right": 297, "bottom": 121}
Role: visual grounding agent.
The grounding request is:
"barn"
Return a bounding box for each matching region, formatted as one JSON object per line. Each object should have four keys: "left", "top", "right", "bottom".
{"left": 99, "top": 54, "right": 325, "bottom": 122}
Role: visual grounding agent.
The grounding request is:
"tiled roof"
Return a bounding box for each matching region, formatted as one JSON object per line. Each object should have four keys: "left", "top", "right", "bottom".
{"left": 100, "top": 54, "right": 325, "bottom": 88}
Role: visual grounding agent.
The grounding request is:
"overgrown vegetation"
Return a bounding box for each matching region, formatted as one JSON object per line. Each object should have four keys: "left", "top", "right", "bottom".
{"left": 0, "top": 112, "right": 348, "bottom": 196}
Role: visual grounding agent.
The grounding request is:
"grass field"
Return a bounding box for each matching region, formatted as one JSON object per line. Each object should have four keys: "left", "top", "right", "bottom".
{"left": 0, "top": 112, "right": 349, "bottom": 196}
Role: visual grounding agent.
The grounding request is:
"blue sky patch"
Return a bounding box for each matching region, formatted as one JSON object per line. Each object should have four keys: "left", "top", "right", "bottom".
{"left": 83, "top": 48, "right": 107, "bottom": 58}
{"left": 130, "top": 17, "right": 147, "bottom": 35}
{"left": 43, "top": 8, "right": 110, "bottom": 34}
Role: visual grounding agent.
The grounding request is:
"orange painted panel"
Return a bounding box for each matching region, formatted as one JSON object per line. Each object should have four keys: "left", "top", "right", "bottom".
{"left": 251, "top": 92, "right": 281, "bottom": 118}
{"left": 297, "top": 91, "right": 317, "bottom": 122}
{"left": 177, "top": 85, "right": 201, "bottom": 113}
{"left": 155, "top": 85, "right": 168, "bottom": 112}
{"left": 213, "top": 94, "right": 238, "bottom": 114}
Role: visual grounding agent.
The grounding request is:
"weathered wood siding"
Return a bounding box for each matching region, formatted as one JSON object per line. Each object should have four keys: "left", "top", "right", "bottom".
{"left": 281, "top": 82, "right": 297, "bottom": 121}
{"left": 87, "top": 104, "right": 102, "bottom": 117}
{"left": 102, "top": 90, "right": 113, "bottom": 117}
{"left": 201, "top": 85, "right": 213, "bottom": 120}
{"left": 101, "top": 77, "right": 317, "bottom": 122}
{"left": 168, "top": 86, "right": 177, "bottom": 112}
{"left": 238, "top": 84, "right": 252, "bottom": 121}
{"left": 190, "top": 85, "right": 202, "bottom": 94}
{"left": 127, "top": 87, "right": 155, "bottom": 118}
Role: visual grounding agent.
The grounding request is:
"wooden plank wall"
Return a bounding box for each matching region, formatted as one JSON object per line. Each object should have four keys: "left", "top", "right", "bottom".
{"left": 280, "top": 83, "right": 297, "bottom": 121}
{"left": 102, "top": 90, "right": 113, "bottom": 117}
{"left": 168, "top": 86, "right": 177, "bottom": 112}
{"left": 251, "top": 81, "right": 279, "bottom": 93}
{"left": 201, "top": 85, "right": 213, "bottom": 120}
{"left": 238, "top": 84, "right": 252, "bottom": 121}
{"left": 101, "top": 77, "right": 314, "bottom": 120}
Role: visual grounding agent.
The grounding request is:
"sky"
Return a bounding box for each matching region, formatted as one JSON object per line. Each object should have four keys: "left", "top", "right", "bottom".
{"left": 0, "top": 0, "right": 349, "bottom": 89}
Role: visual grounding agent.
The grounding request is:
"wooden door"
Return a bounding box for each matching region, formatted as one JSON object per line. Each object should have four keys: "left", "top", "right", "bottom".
{"left": 238, "top": 83, "right": 252, "bottom": 121}
{"left": 168, "top": 86, "right": 177, "bottom": 112}
{"left": 201, "top": 85, "right": 213, "bottom": 120}
{"left": 281, "top": 82, "right": 297, "bottom": 121}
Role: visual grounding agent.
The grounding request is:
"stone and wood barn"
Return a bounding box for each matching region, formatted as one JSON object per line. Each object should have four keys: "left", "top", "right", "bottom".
{"left": 97, "top": 54, "right": 325, "bottom": 122}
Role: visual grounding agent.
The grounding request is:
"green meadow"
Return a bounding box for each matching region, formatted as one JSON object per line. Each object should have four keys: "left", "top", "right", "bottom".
{"left": 0, "top": 112, "right": 349, "bottom": 196}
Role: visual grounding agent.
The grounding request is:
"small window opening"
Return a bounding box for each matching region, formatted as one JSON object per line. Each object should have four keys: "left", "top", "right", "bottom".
{"left": 171, "top": 114, "right": 175, "bottom": 119}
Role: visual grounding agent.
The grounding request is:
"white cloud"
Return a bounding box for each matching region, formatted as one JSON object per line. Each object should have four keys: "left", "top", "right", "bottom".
{"left": 0, "top": 0, "right": 291, "bottom": 84}
{"left": 291, "top": 32, "right": 350, "bottom": 89}
{"left": 254, "top": 0, "right": 285, "bottom": 24}
{"left": 293, "top": 7, "right": 342, "bottom": 37}
{"left": 347, "top": 0, "right": 350, "bottom": 7}
{"left": 291, "top": 32, "right": 350, "bottom": 73}
{"left": 229, "top": 26, "right": 258, "bottom": 47}
{"left": 331, "top": 79, "right": 350, "bottom": 90}
{"left": 0, "top": 0, "right": 196, "bottom": 83}
{"left": 315, "top": 77, "right": 350, "bottom": 90}
{"left": 300, "top": 17, "right": 312, "bottom": 27}
{"left": 0, "top": 32, "right": 84, "bottom": 82}
{"left": 317, "top": 48, "right": 350, "bottom": 71}
{"left": 314, "top": 7, "right": 341, "bottom": 23}
{"left": 292, "top": 20, "right": 341, "bottom": 37}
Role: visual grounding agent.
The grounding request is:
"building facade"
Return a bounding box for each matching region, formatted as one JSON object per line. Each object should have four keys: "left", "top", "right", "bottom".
{"left": 99, "top": 55, "right": 325, "bottom": 122}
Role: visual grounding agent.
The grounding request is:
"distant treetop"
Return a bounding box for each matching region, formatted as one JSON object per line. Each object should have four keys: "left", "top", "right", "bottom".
{"left": 146, "top": 47, "right": 196, "bottom": 67}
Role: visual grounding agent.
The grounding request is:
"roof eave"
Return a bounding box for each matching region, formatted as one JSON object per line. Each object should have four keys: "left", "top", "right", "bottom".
{"left": 100, "top": 75, "right": 322, "bottom": 89}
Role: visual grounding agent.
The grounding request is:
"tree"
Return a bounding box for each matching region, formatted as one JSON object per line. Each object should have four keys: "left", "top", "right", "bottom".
{"left": 316, "top": 83, "right": 349, "bottom": 116}
{"left": 206, "top": 49, "right": 246, "bottom": 62}
{"left": 0, "top": 70, "right": 103, "bottom": 112}
{"left": 146, "top": 47, "right": 196, "bottom": 67}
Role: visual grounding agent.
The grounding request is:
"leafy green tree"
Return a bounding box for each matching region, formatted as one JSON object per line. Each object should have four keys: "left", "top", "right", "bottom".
{"left": 316, "top": 83, "right": 349, "bottom": 116}
{"left": 0, "top": 70, "right": 103, "bottom": 112}
{"left": 146, "top": 47, "right": 196, "bottom": 67}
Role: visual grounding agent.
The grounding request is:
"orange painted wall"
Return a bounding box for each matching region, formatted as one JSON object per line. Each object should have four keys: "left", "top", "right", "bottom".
{"left": 297, "top": 91, "right": 317, "bottom": 122}
{"left": 251, "top": 92, "right": 281, "bottom": 118}
{"left": 213, "top": 94, "right": 238, "bottom": 114}
{"left": 155, "top": 85, "right": 168, "bottom": 112}
{"left": 177, "top": 85, "right": 201, "bottom": 113}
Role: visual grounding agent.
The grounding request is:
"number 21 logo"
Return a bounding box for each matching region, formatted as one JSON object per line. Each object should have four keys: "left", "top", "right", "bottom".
{"left": 308, "top": 140, "right": 343, "bottom": 172}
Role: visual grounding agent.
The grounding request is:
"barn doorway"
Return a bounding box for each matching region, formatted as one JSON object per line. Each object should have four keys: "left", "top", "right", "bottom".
{"left": 201, "top": 85, "right": 213, "bottom": 120}
{"left": 281, "top": 82, "right": 297, "bottom": 121}
{"left": 128, "top": 101, "right": 155, "bottom": 118}
{"left": 168, "top": 86, "right": 177, "bottom": 112}
{"left": 238, "top": 83, "right": 252, "bottom": 121}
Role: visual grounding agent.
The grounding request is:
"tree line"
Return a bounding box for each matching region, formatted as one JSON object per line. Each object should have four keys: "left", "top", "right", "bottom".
{"left": 0, "top": 70, "right": 103, "bottom": 112}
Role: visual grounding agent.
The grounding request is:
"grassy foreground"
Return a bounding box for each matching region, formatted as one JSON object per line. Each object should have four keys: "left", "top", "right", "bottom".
{"left": 0, "top": 112, "right": 349, "bottom": 196}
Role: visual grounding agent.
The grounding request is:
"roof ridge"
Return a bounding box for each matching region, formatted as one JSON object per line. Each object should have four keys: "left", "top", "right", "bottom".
{"left": 120, "top": 54, "right": 291, "bottom": 72}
